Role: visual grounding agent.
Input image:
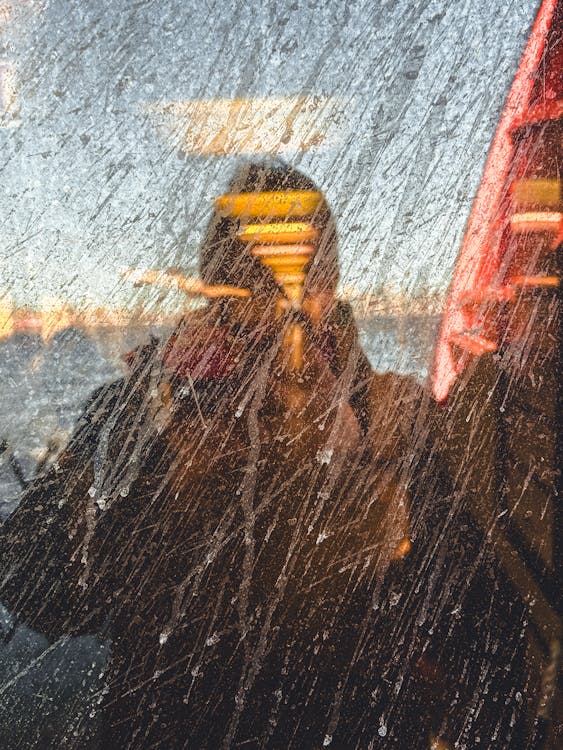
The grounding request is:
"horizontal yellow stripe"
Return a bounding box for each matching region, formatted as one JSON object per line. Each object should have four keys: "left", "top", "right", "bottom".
{"left": 255, "top": 257, "right": 312, "bottom": 277}
{"left": 215, "top": 190, "right": 322, "bottom": 218}
{"left": 251, "top": 243, "right": 315, "bottom": 257}
{"left": 510, "top": 211, "right": 561, "bottom": 233}
{"left": 238, "top": 222, "right": 318, "bottom": 244}
{"left": 509, "top": 275, "right": 559, "bottom": 287}
{"left": 511, "top": 179, "right": 560, "bottom": 207}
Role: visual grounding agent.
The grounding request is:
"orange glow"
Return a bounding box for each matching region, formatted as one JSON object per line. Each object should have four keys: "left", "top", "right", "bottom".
{"left": 392, "top": 538, "right": 412, "bottom": 560}
{"left": 121, "top": 269, "right": 250, "bottom": 299}
{"left": 510, "top": 211, "right": 562, "bottom": 233}
{"left": 251, "top": 248, "right": 312, "bottom": 302}
{"left": 509, "top": 275, "right": 559, "bottom": 287}
{"left": 147, "top": 95, "right": 349, "bottom": 155}
{"left": 251, "top": 243, "right": 315, "bottom": 258}
{"left": 238, "top": 222, "right": 319, "bottom": 244}
{"left": 457, "top": 286, "right": 516, "bottom": 307}
{"left": 511, "top": 178, "right": 561, "bottom": 206}
{"left": 215, "top": 190, "right": 322, "bottom": 219}
{"left": 250, "top": 243, "right": 317, "bottom": 371}
{"left": 449, "top": 333, "right": 498, "bottom": 356}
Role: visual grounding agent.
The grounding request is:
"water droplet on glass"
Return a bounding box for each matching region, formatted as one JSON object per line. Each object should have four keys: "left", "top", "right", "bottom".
{"left": 316, "top": 447, "right": 334, "bottom": 465}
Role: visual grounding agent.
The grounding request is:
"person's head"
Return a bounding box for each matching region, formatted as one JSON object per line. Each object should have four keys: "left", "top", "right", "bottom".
{"left": 199, "top": 162, "right": 339, "bottom": 313}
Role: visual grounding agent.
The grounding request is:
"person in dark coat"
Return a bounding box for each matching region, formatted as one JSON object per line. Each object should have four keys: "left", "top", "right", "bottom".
{"left": 0, "top": 163, "right": 528, "bottom": 749}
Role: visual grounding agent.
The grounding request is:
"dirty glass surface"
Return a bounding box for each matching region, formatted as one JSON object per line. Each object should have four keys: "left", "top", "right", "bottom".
{"left": 0, "top": 1, "right": 560, "bottom": 748}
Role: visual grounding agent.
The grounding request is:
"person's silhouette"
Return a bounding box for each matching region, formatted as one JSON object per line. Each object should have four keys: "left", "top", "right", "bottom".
{"left": 1, "top": 163, "right": 527, "bottom": 749}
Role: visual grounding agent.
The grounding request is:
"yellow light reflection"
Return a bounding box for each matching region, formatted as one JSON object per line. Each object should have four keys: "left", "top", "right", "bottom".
{"left": 146, "top": 95, "right": 351, "bottom": 155}
{"left": 215, "top": 190, "right": 322, "bottom": 219}
{"left": 511, "top": 178, "right": 561, "bottom": 207}
{"left": 238, "top": 222, "right": 318, "bottom": 244}
{"left": 510, "top": 211, "right": 562, "bottom": 233}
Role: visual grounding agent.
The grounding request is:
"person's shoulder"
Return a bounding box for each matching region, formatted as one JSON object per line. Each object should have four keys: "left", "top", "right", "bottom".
{"left": 367, "top": 370, "right": 425, "bottom": 431}
{"left": 70, "top": 334, "right": 165, "bottom": 443}
{"left": 164, "top": 307, "right": 222, "bottom": 339}
{"left": 122, "top": 333, "right": 163, "bottom": 374}
{"left": 369, "top": 370, "right": 423, "bottom": 402}
{"left": 83, "top": 378, "right": 126, "bottom": 416}
{"left": 332, "top": 299, "right": 356, "bottom": 322}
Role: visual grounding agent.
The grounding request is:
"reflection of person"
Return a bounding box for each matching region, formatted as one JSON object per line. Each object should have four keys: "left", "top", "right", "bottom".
{"left": 1, "top": 163, "right": 527, "bottom": 749}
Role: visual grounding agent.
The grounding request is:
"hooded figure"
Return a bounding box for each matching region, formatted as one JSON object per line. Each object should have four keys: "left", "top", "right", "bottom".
{"left": 0, "top": 164, "right": 527, "bottom": 749}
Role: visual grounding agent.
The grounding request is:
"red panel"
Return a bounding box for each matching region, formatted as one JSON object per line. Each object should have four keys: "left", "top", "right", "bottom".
{"left": 431, "top": 0, "right": 560, "bottom": 401}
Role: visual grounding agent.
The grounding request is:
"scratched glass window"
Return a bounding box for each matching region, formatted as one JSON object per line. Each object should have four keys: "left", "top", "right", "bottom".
{"left": 0, "top": 2, "right": 560, "bottom": 749}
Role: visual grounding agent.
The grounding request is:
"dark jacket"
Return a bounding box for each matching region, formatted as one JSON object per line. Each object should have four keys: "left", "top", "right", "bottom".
{"left": 0, "top": 299, "right": 527, "bottom": 749}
